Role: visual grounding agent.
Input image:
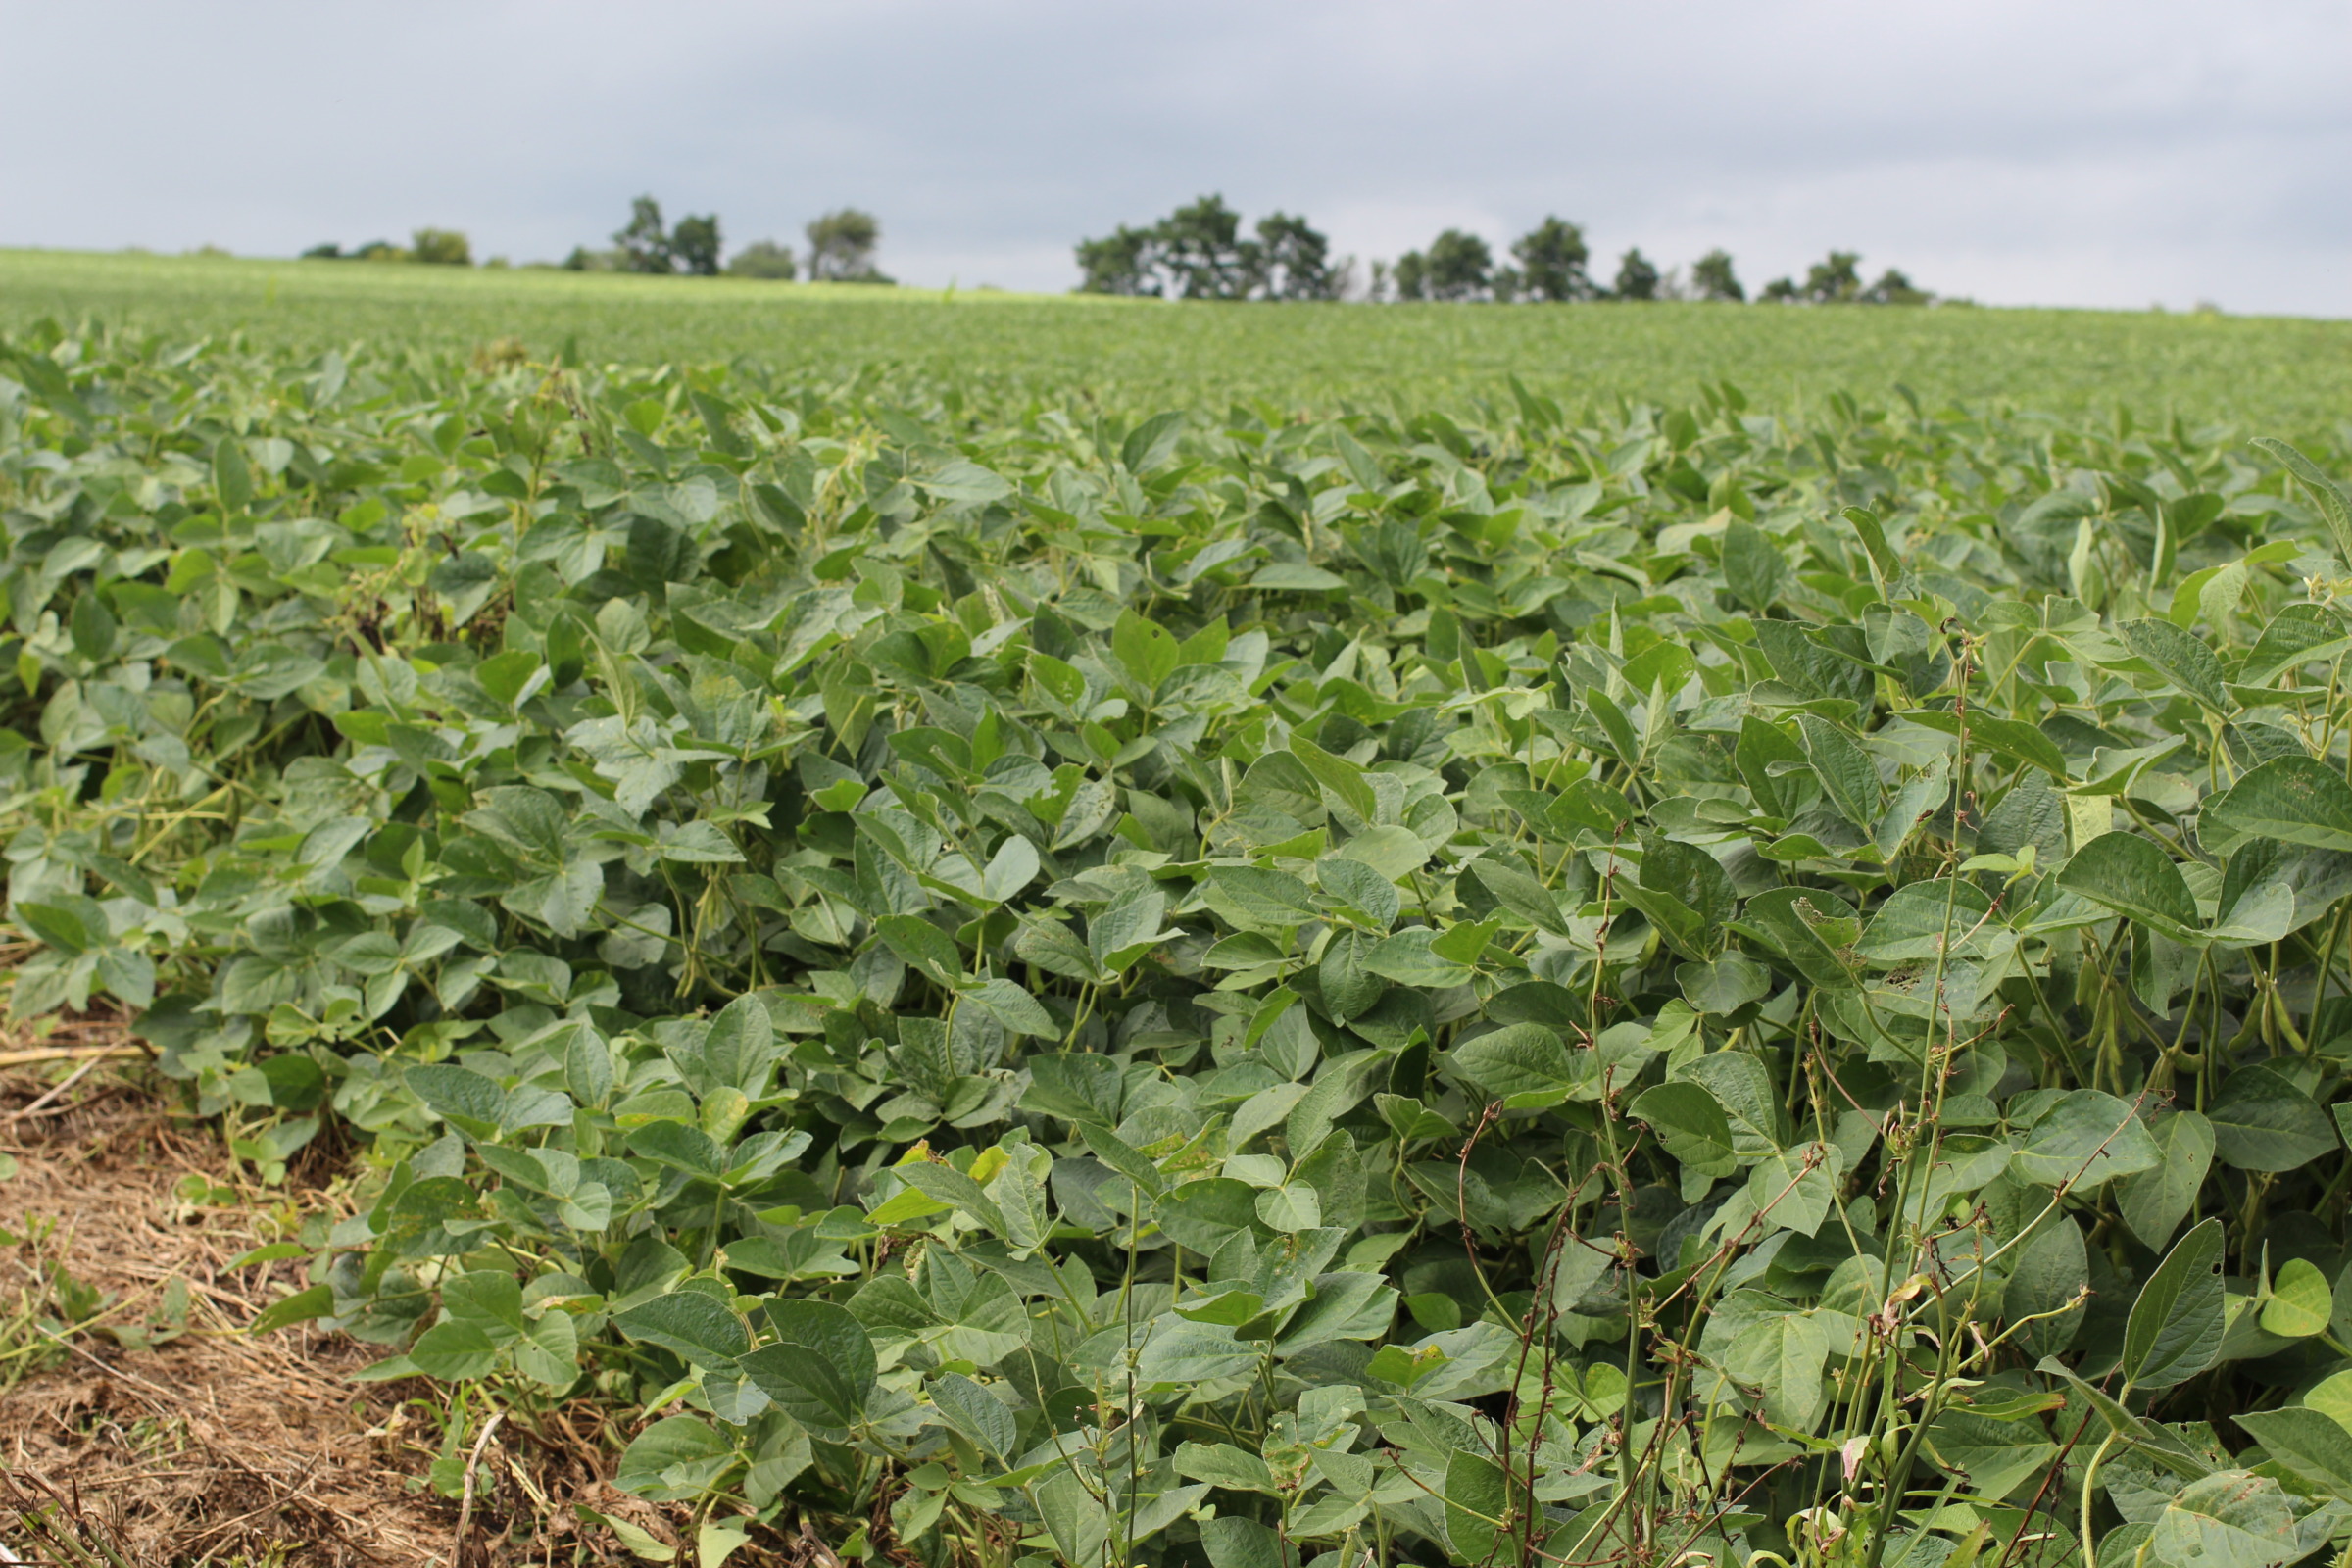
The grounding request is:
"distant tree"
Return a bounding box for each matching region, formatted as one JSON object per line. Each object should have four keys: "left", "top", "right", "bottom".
{"left": 807, "top": 208, "right": 888, "bottom": 282}
{"left": 1613, "top": 247, "right": 1660, "bottom": 301}
{"left": 614, "top": 197, "right": 673, "bottom": 273}
{"left": 353, "top": 239, "right": 403, "bottom": 262}
{"left": 1367, "top": 258, "right": 1395, "bottom": 302}
{"left": 1803, "top": 250, "right": 1863, "bottom": 303}
{"left": 1154, "top": 195, "right": 1255, "bottom": 300}
{"left": 1392, "top": 250, "right": 1430, "bottom": 301}
{"left": 1511, "top": 218, "right": 1593, "bottom": 302}
{"left": 727, "top": 240, "right": 798, "bottom": 280}
{"left": 1690, "top": 248, "right": 1744, "bottom": 302}
{"left": 1253, "top": 212, "right": 1339, "bottom": 300}
{"left": 301, "top": 242, "right": 342, "bottom": 260}
{"left": 1073, "top": 202, "right": 1350, "bottom": 301}
{"left": 1759, "top": 276, "right": 1799, "bottom": 303}
{"left": 670, "top": 214, "right": 722, "bottom": 276}
{"left": 1491, "top": 267, "right": 1524, "bottom": 304}
{"left": 1075, "top": 224, "right": 1160, "bottom": 296}
{"left": 411, "top": 228, "right": 472, "bottom": 267}
{"left": 1423, "top": 229, "right": 1493, "bottom": 301}
{"left": 1862, "top": 267, "right": 1930, "bottom": 305}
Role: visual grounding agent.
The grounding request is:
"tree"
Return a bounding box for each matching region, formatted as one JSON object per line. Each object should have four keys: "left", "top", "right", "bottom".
{"left": 1690, "top": 248, "right": 1743, "bottom": 302}
{"left": 1862, "top": 267, "right": 1930, "bottom": 305}
{"left": 1759, "top": 276, "right": 1799, "bottom": 303}
{"left": 411, "top": 228, "right": 472, "bottom": 266}
{"left": 1075, "top": 225, "right": 1159, "bottom": 296}
{"left": 670, "top": 215, "right": 722, "bottom": 276}
{"left": 1802, "top": 250, "right": 1863, "bottom": 303}
{"left": 727, "top": 240, "right": 797, "bottom": 280}
{"left": 1613, "top": 247, "right": 1660, "bottom": 301}
{"left": 1511, "top": 218, "right": 1593, "bottom": 302}
{"left": 807, "top": 208, "right": 888, "bottom": 282}
{"left": 614, "top": 197, "right": 673, "bottom": 273}
{"left": 1423, "top": 229, "right": 1493, "bottom": 301}
{"left": 1392, "top": 250, "right": 1429, "bottom": 301}
{"left": 1074, "top": 200, "right": 1345, "bottom": 301}
{"left": 1155, "top": 195, "right": 1254, "bottom": 300}
{"left": 1253, "top": 212, "right": 1339, "bottom": 301}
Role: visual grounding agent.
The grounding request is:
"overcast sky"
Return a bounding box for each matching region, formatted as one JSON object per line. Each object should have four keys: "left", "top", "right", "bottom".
{"left": 2, "top": 0, "right": 2345, "bottom": 314}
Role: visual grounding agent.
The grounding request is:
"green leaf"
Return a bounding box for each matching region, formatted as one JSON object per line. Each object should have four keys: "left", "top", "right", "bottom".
{"left": 2116, "top": 1108, "right": 2215, "bottom": 1250}
{"left": 1363, "top": 925, "right": 1474, "bottom": 987}
{"left": 738, "top": 1299, "right": 875, "bottom": 1431}
{"left": 1201, "top": 864, "right": 1319, "bottom": 931}
{"left": 960, "top": 977, "right": 1056, "bottom": 1037}
{"left": 1088, "top": 884, "right": 1171, "bottom": 973}
{"left": 1111, "top": 609, "right": 1181, "bottom": 690}
{"left": 2056, "top": 831, "right": 2204, "bottom": 942}
{"left": 1199, "top": 1516, "right": 1296, "bottom": 1568}
{"left": 1174, "top": 1441, "right": 1280, "bottom": 1494}
{"left": 1798, "top": 715, "right": 1883, "bottom": 829}
{"left": 2252, "top": 436, "right": 2352, "bottom": 564}
{"left": 1678, "top": 953, "right": 1773, "bottom": 1015}
{"left": 1721, "top": 520, "right": 1788, "bottom": 611}
{"left": 1901, "top": 709, "right": 2071, "bottom": 778}
{"left": 1742, "top": 887, "right": 1861, "bottom": 989}
{"left": 1444, "top": 1449, "right": 1510, "bottom": 1564}
{"left": 1250, "top": 563, "right": 1346, "bottom": 592}
{"left": 404, "top": 1063, "right": 508, "bottom": 1138}
{"left": 1449, "top": 1023, "right": 1576, "bottom": 1108}
{"left": 2240, "top": 603, "right": 2351, "bottom": 686}
{"left": 248, "top": 1283, "right": 334, "bottom": 1335}
{"left": 876, "top": 913, "right": 963, "bottom": 989}
{"left": 2204, "top": 756, "right": 2352, "bottom": 854}
{"left": 2233, "top": 1407, "right": 2352, "bottom": 1497}
{"left": 1724, "top": 1308, "right": 1833, "bottom": 1431}
{"left": 14, "top": 898, "right": 101, "bottom": 955}
{"left": 2120, "top": 616, "right": 2230, "bottom": 711}
{"left": 2264, "top": 1257, "right": 2333, "bottom": 1338}
{"left": 1631, "top": 1081, "right": 1739, "bottom": 1178}
{"left": 1289, "top": 732, "right": 1377, "bottom": 824}
{"left": 580, "top": 1508, "right": 679, "bottom": 1562}
{"left": 1924, "top": 1408, "right": 2059, "bottom": 1500}
{"left": 1854, "top": 878, "right": 1994, "bottom": 963}
{"left": 979, "top": 835, "right": 1040, "bottom": 903}
{"left": 612, "top": 1415, "right": 735, "bottom": 1504}
{"left": 661, "top": 821, "right": 744, "bottom": 863}
{"left": 2209, "top": 1064, "right": 2338, "bottom": 1172}
{"left": 2147, "top": 1470, "right": 2307, "bottom": 1568}
{"left": 1746, "top": 1144, "right": 1839, "bottom": 1238}
{"left": 2002, "top": 1214, "right": 2088, "bottom": 1358}
{"left": 1469, "top": 858, "right": 1572, "bottom": 938}
{"left": 1134, "top": 1320, "right": 1257, "bottom": 1383}
{"left": 2009, "top": 1089, "right": 2163, "bottom": 1190}
{"left": 614, "top": 1293, "right": 751, "bottom": 1369}
{"left": 411, "top": 1319, "right": 501, "bottom": 1380}
{"left": 928, "top": 1370, "right": 1016, "bottom": 1465}
{"left": 2123, "top": 1217, "right": 2227, "bottom": 1391}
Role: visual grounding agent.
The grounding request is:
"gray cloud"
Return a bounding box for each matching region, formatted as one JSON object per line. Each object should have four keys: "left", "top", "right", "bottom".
{"left": 2, "top": 0, "right": 2344, "bottom": 313}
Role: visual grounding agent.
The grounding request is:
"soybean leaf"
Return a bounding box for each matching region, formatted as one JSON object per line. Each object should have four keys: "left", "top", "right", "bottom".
{"left": 2122, "top": 1217, "right": 2228, "bottom": 1391}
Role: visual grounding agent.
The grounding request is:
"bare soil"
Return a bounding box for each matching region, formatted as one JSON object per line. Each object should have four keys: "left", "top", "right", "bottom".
{"left": 0, "top": 1028, "right": 679, "bottom": 1567}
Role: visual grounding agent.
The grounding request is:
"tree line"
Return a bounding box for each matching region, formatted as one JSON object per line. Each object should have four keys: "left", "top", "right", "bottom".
{"left": 300, "top": 197, "right": 894, "bottom": 283}
{"left": 1076, "top": 195, "right": 1933, "bottom": 304}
